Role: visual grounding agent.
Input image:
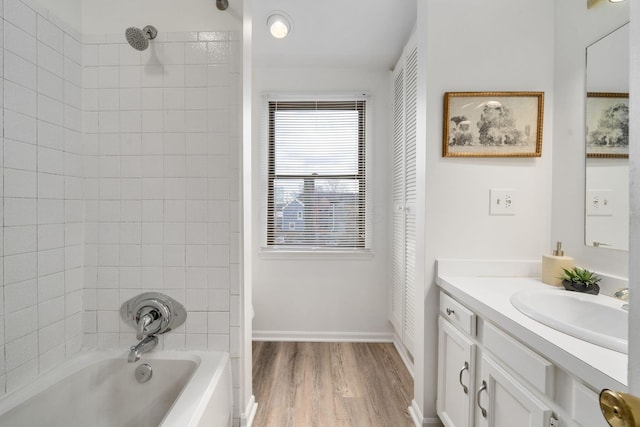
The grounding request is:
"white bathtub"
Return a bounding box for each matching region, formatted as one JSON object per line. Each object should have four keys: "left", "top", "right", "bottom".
{"left": 0, "top": 349, "right": 232, "bottom": 427}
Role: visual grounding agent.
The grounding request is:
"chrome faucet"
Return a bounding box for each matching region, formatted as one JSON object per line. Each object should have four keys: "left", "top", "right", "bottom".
{"left": 136, "top": 306, "right": 161, "bottom": 340}
{"left": 613, "top": 288, "right": 629, "bottom": 311}
{"left": 614, "top": 288, "right": 629, "bottom": 301}
{"left": 128, "top": 335, "right": 158, "bottom": 363}
{"left": 120, "top": 293, "right": 187, "bottom": 363}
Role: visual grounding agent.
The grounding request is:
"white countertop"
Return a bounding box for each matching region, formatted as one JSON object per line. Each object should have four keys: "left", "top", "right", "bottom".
{"left": 436, "top": 274, "right": 627, "bottom": 392}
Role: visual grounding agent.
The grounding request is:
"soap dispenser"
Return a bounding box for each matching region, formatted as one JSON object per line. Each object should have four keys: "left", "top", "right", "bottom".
{"left": 541, "top": 242, "right": 575, "bottom": 286}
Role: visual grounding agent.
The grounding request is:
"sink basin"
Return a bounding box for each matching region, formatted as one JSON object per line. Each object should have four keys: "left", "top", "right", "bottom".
{"left": 510, "top": 288, "right": 628, "bottom": 354}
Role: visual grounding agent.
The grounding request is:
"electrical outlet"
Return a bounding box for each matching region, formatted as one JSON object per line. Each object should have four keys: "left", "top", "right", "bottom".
{"left": 490, "top": 189, "right": 517, "bottom": 215}
{"left": 586, "top": 190, "right": 613, "bottom": 216}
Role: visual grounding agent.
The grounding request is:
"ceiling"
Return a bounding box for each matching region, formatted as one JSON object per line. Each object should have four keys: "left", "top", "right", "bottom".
{"left": 252, "top": 0, "right": 417, "bottom": 70}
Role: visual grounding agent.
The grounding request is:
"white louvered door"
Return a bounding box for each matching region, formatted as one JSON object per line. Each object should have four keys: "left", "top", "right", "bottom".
{"left": 391, "top": 39, "right": 417, "bottom": 355}
{"left": 403, "top": 45, "right": 417, "bottom": 353}
{"left": 391, "top": 65, "right": 406, "bottom": 335}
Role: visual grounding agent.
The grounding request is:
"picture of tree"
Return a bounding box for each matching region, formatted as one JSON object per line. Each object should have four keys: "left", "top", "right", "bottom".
{"left": 585, "top": 93, "right": 629, "bottom": 158}
{"left": 443, "top": 92, "right": 544, "bottom": 157}
{"left": 587, "top": 103, "right": 628, "bottom": 147}
{"left": 476, "top": 102, "right": 525, "bottom": 146}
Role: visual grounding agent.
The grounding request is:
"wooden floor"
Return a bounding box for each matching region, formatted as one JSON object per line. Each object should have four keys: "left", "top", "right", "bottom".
{"left": 252, "top": 342, "right": 414, "bottom": 427}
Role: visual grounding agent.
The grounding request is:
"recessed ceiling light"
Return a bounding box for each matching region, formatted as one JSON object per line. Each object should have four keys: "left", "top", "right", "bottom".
{"left": 609, "top": 0, "right": 626, "bottom": 3}
{"left": 267, "top": 13, "right": 292, "bottom": 39}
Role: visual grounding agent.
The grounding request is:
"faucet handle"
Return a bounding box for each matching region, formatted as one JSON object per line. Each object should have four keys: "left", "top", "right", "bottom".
{"left": 136, "top": 310, "right": 154, "bottom": 340}
{"left": 121, "top": 292, "right": 187, "bottom": 338}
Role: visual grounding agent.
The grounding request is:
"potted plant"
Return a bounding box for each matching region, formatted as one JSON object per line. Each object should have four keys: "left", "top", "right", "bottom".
{"left": 560, "top": 267, "right": 601, "bottom": 295}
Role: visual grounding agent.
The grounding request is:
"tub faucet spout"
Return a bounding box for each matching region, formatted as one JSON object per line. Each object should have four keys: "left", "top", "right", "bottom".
{"left": 128, "top": 335, "right": 158, "bottom": 363}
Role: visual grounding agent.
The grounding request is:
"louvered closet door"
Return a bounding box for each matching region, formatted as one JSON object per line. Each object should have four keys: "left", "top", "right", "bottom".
{"left": 391, "top": 65, "right": 406, "bottom": 334}
{"left": 390, "top": 41, "right": 417, "bottom": 355}
{"left": 403, "top": 46, "right": 418, "bottom": 353}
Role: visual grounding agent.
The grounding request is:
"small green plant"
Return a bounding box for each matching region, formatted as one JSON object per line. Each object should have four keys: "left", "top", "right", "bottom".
{"left": 560, "top": 267, "right": 601, "bottom": 287}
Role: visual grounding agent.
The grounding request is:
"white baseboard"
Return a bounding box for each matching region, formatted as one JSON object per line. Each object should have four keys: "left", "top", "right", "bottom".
{"left": 241, "top": 395, "right": 257, "bottom": 427}
{"left": 409, "top": 400, "right": 423, "bottom": 427}
{"left": 409, "top": 400, "right": 443, "bottom": 427}
{"left": 252, "top": 330, "right": 394, "bottom": 342}
{"left": 392, "top": 334, "right": 414, "bottom": 378}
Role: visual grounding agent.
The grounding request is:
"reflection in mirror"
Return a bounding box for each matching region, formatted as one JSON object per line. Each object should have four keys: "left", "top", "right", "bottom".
{"left": 585, "top": 23, "right": 629, "bottom": 251}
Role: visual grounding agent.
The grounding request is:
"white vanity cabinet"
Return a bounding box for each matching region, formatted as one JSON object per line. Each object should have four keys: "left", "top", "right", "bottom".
{"left": 476, "top": 354, "right": 553, "bottom": 427}
{"left": 437, "top": 317, "right": 476, "bottom": 427}
{"left": 437, "top": 291, "right": 557, "bottom": 427}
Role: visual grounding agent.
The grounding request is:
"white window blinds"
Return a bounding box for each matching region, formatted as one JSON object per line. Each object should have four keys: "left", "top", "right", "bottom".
{"left": 267, "top": 100, "right": 366, "bottom": 249}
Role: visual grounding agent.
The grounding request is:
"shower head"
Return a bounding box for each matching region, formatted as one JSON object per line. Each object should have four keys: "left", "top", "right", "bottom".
{"left": 216, "top": 0, "right": 229, "bottom": 11}
{"left": 125, "top": 25, "right": 157, "bottom": 51}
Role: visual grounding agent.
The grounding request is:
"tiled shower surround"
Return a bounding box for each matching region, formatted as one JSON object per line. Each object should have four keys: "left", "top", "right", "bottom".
{"left": 81, "top": 30, "right": 240, "bottom": 355}
{"left": 0, "top": 0, "right": 242, "bottom": 422}
{"left": 82, "top": 29, "right": 241, "bottom": 414}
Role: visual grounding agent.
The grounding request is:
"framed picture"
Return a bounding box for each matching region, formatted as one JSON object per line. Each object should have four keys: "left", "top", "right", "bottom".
{"left": 585, "top": 92, "right": 628, "bottom": 159}
{"left": 443, "top": 91, "right": 544, "bottom": 158}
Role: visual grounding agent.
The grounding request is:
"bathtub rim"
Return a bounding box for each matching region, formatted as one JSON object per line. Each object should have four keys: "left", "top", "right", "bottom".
{"left": 160, "top": 350, "right": 231, "bottom": 426}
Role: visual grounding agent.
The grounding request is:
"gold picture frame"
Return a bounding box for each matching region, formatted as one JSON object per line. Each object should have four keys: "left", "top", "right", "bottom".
{"left": 443, "top": 91, "right": 544, "bottom": 158}
{"left": 585, "top": 92, "right": 628, "bottom": 159}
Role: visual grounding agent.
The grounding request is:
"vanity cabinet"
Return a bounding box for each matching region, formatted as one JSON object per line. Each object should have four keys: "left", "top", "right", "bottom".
{"left": 437, "top": 317, "right": 476, "bottom": 427}
{"left": 437, "top": 291, "right": 558, "bottom": 427}
{"left": 476, "top": 354, "right": 553, "bottom": 427}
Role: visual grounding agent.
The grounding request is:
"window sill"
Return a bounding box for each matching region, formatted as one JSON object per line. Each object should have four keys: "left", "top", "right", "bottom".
{"left": 259, "top": 247, "right": 375, "bottom": 261}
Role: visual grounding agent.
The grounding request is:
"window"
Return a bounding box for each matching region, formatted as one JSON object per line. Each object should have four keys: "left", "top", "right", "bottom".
{"left": 267, "top": 100, "right": 366, "bottom": 249}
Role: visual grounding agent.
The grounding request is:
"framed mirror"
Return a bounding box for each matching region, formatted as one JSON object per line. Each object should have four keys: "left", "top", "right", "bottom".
{"left": 585, "top": 23, "right": 629, "bottom": 251}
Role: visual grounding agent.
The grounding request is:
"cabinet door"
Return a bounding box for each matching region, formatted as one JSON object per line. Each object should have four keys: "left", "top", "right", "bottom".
{"left": 437, "top": 317, "right": 476, "bottom": 427}
{"left": 476, "top": 355, "right": 553, "bottom": 427}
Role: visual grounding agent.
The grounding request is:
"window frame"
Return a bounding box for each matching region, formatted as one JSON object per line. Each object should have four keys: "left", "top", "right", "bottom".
{"left": 265, "top": 99, "right": 369, "bottom": 252}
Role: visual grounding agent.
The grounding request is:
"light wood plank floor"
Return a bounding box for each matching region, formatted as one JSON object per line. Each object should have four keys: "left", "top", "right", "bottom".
{"left": 252, "top": 342, "right": 414, "bottom": 427}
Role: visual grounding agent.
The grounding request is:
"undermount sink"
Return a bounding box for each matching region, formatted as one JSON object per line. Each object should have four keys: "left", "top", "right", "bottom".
{"left": 510, "top": 288, "right": 628, "bottom": 354}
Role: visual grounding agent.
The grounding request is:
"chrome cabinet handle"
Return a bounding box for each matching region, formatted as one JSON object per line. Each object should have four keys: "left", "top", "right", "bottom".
{"left": 477, "top": 380, "right": 488, "bottom": 418}
{"left": 446, "top": 308, "right": 455, "bottom": 316}
{"left": 458, "top": 361, "right": 469, "bottom": 394}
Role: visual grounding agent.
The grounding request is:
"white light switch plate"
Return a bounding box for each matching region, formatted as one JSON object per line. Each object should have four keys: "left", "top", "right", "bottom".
{"left": 490, "top": 189, "right": 517, "bottom": 215}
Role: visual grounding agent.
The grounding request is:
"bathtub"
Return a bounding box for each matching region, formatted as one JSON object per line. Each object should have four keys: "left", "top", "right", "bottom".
{"left": 0, "top": 349, "right": 232, "bottom": 427}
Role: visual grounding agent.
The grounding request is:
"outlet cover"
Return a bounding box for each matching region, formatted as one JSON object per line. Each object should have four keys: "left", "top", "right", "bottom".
{"left": 586, "top": 189, "right": 613, "bottom": 216}
{"left": 490, "top": 189, "right": 517, "bottom": 215}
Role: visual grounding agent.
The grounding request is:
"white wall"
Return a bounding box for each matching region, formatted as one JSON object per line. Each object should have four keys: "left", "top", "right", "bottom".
{"left": 552, "top": 0, "right": 629, "bottom": 275}
{"left": 251, "top": 67, "right": 392, "bottom": 339}
{"left": 81, "top": 31, "right": 241, "bottom": 349}
{"left": 414, "top": 0, "right": 555, "bottom": 422}
{"left": 0, "top": 0, "right": 85, "bottom": 393}
{"left": 31, "top": 0, "right": 81, "bottom": 32}
{"left": 82, "top": 0, "right": 242, "bottom": 35}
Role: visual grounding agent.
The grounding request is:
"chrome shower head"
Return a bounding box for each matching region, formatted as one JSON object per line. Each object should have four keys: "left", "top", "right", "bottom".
{"left": 125, "top": 25, "right": 157, "bottom": 51}
{"left": 216, "top": 0, "right": 229, "bottom": 11}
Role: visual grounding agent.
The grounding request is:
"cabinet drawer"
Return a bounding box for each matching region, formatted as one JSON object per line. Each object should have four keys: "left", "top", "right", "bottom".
{"left": 483, "top": 321, "right": 555, "bottom": 398}
{"left": 440, "top": 292, "right": 476, "bottom": 336}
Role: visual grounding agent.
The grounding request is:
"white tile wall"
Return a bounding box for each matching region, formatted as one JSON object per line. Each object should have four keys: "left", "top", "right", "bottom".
{"left": 0, "top": 0, "right": 84, "bottom": 394}
{"left": 0, "top": 3, "right": 241, "bottom": 422}
{"left": 83, "top": 30, "right": 241, "bottom": 421}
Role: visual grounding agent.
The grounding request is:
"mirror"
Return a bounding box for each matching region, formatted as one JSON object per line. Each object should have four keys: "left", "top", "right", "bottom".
{"left": 585, "top": 23, "right": 629, "bottom": 251}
